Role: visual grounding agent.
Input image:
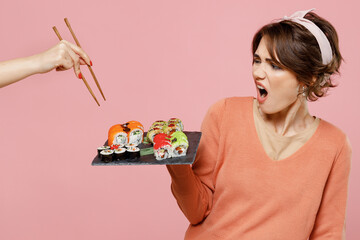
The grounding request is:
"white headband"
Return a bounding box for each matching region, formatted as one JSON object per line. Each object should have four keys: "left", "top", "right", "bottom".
{"left": 276, "top": 8, "right": 333, "bottom": 65}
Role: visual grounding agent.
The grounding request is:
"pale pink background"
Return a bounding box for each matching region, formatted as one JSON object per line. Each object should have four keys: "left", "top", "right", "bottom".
{"left": 0, "top": 1, "right": 359, "bottom": 239}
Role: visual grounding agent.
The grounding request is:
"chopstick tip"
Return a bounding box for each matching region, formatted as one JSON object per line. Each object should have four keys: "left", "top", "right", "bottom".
{"left": 64, "top": 18, "right": 71, "bottom": 27}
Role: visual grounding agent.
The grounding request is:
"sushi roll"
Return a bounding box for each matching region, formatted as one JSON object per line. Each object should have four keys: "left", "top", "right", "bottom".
{"left": 100, "top": 149, "right": 114, "bottom": 163}
{"left": 146, "top": 127, "right": 164, "bottom": 143}
{"left": 125, "top": 143, "right": 137, "bottom": 148}
{"left": 127, "top": 146, "right": 140, "bottom": 160}
{"left": 171, "top": 138, "right": 189, "bottom": 157}
{"left": 150, "top": 120, "right": 167, "bottom": 130}
{"left": 170, "top": 131, "right": 188, "bottom": 143}
{"left": 153, "top": 133, "right": 171, "bottom": 143}
{"left": 170, "top": 131, "right": 189, "bottom": 157}
{"left": 127, "top": 120, "right": 144, "bottom": 131}
{"left": 153, "top": 138, "right": 172, "bottom": 161}
{"left": 108, "top": 124, "right": 129, "bottom": 146}
{"left": 114, "top": 132, "right": 128, "bottom": 145}
{"left": 97, "top": 145, "right": 110, "bottom": 157}
{"left": 120, "top": 123, "right": 131, "bottom": 131}
{"left": 128, "top": 128, "right": 144, "bottom": 146}
{"left": 110, "top": 144, "right": 124, "bottom": 150}
{"left": 152, "top": 120, "right": 167, "bottom": 126}
{"left": 151, "top": 124, "right": 166, "bottom": 130}
{"left": 163, "top": 123, "right": 181, "bottom": 135}
{"left": 168, "top": 118, "right": 184, "bottom": 131}
{"left": 114, "top": 148, "right": 127, "bottom": 160}
{"left": 116, "top": 121, "right": 144, "bottom": 146}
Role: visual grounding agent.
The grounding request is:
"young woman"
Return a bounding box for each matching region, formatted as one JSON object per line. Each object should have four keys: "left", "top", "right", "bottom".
{"left": 0, "top": 40, "right": 91, "bottom": 88}
{"left": 167, "top": 9, "right": 351, "bottom": 239}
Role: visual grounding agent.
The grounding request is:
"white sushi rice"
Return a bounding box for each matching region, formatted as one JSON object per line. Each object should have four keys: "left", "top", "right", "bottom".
{"left": 154, "top": 147, "right": 172, "bottom": 161}
{"left": 171, "top": 145, "right": 187, "bottom": 157}
{"left": 129, "top": 129, "right": 143, "bottom": 146}
{"left": 113, "top": 132, "right": 128, "bottom": 145}
{"left": 114, "top": 148, "right": 126, "bottom": 154}
{"left": 127, "top": 146, "right": 140, "bottom": 152}
{"left": 100, "top": 149, "right": 114, "bottom": 155}
{"left": 98, "top": 145, "right": 110, "bottom": 150}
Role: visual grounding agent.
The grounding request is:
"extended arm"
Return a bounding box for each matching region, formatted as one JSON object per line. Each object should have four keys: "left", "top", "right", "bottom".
{"left": 0, "top": 40, "right": 91, "bottom": 88}
{"left": 166, "top": 99, "right": 225, "bottom": 224}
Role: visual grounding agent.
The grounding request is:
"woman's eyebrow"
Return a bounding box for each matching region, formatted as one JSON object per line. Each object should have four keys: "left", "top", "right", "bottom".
{"left": 253, "top": 53, "right": 275, "bottom": 63}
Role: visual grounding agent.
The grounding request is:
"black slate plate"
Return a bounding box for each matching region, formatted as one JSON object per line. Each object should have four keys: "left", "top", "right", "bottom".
{"left": 92, "top": 131, "right": 202, "bottom": 166}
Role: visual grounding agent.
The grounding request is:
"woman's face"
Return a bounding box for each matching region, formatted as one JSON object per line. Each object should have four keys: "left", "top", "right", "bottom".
{"left": 252, "top": 37, "right": 302, "bottom": 115}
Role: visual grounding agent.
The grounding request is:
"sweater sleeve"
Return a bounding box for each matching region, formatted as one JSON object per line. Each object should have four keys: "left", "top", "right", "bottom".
{"left": 309, "top": 136, "right": 352, "bottom": 240}
{"left": 166, "top": 99, "right": 225, "bottom": 225}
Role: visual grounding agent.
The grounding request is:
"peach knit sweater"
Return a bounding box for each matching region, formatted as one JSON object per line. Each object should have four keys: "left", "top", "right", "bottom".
{"left": 167, "top": 97, "right": 351, "bottom": 240}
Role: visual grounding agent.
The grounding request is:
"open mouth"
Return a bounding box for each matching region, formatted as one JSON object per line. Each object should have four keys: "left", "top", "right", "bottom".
{"left": 257, "top": 85, "right": 268, "bottom": 98}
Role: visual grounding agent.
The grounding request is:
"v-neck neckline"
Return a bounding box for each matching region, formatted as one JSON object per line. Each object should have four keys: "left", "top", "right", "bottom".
{"left": 249, "top": 97, "right": 323, "bottom": 163}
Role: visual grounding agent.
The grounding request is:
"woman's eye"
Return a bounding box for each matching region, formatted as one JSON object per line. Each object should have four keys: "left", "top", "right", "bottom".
{"left": 253, "top": 59, "right": 260, "bottom": 64}
{"left": 271, "top": 63, "right": 281, "bottom": 70}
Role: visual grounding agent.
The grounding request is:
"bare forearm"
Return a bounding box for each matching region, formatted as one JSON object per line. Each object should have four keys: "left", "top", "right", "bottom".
{"left": 0, "top": 40, "right": 91, "bottom": 89}
{"left": 0, "top": 54, "right": 43, "bottom": 88}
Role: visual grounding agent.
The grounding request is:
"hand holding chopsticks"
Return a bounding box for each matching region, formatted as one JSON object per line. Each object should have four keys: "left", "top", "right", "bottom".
{"left": 0, "top": 36, "right": 93, "bottom": 89}
{"left": 53, "top": 18, "right": 105, "bottom": 106}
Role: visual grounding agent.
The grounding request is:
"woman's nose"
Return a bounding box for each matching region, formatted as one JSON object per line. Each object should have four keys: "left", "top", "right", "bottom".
{"left": 253, "top": 64, "right": 266, "bottom": 79}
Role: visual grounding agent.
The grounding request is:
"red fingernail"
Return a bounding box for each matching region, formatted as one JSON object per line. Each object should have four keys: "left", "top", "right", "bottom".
{"left": 90, "top": 61, "right": 93, "bottom": 66}
{"left": 78, "top": 73, "right": 82, "bottom": 79}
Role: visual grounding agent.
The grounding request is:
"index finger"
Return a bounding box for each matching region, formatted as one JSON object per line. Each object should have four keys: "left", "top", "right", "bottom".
{"left": 61, "top": 40, "right": 92, "bottom": 66}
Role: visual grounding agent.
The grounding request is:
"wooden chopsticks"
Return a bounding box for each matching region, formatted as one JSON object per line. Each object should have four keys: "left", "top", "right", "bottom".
{"left": 52, "top": 18, "right": 105, "bottom": 106}
{"left": 64, "top": 18, "right": 106, "bottom": 102}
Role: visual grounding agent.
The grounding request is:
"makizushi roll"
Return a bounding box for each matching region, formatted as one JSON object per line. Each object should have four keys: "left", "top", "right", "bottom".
{"left": 151, "top": 120, "right": 167, "bottom": 127}
{"left": 170, "top": 131, "right": 188, "bottom": 142}
{"left": 146, "top": 127, "right": 164, "bottom": 143}
{"left": 163, "top": 123, "right": 181, "bottom": 135}
{"left": 149, "top": 120, "right": 167, "bottom": 131}
{"left": 170, "top": 131, "right": 189, "bottom": 157}
{"left": 126, "top": 121, "right": 144, "bottom": 146}
{"left": 125, "top": 143, "right": 137, "bottom": 148}
{"left": 108, "top": 124, "right": 128, "bottom": 146}
{"left": 128, "top": 128, "right": 144, "bottom": 146}
{"left": 153, "top": 138, "right": 172, "bottom": 160}
{"left": 153, "top": 133, "right": 171, "bottom": 143}
{"left": 110, "top": 144, "right": 124, "bottom": 150}
{"left": 114, "top": 148, "right": 126, "bottom": 160}
{"left": 114, "top": 132, "right": 128, "bottom": 145}
{"left": 107, "top": 121, "right": 144, "bottom": 157}
{"left": 97, "top": 145, "right": 110, "bottom": 157}
{"left": 127, "top": 120, "right": 144, "bottom": 131}
{"left": 100, "top": 149, "right": 114, "bottom": 163}
{"left": 127, "top": 146, "right": 140, "bottom": 159}
{"left": 168, "top": 118, "right": 184, "bottom": 131}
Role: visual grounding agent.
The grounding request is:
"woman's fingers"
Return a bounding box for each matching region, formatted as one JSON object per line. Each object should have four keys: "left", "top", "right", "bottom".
{"left": 55, "top": 45, "right": 74, "bottom": 70}
{"left": 79, "top": 59, "right": 87, "bottom": 65}
{"left": 61, "top": 40, "right": 92, "bottom": 66}
{"left": 66, "top": 47, "right": 82, "bottom": 78}
{"left": 54, "top": 41, "right": 90, "bottom": 79}
{"left": 37, "top": 40, "right": 92, "bottom": 77}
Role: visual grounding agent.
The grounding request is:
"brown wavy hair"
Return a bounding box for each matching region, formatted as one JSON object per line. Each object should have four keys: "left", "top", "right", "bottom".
{"left": 252, "top": 11, "right": 343, "bottom": 101}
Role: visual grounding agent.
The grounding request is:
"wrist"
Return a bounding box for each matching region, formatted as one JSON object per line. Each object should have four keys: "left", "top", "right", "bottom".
{"left": 30, "top": 51, "right": 55, "bottom": 74}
